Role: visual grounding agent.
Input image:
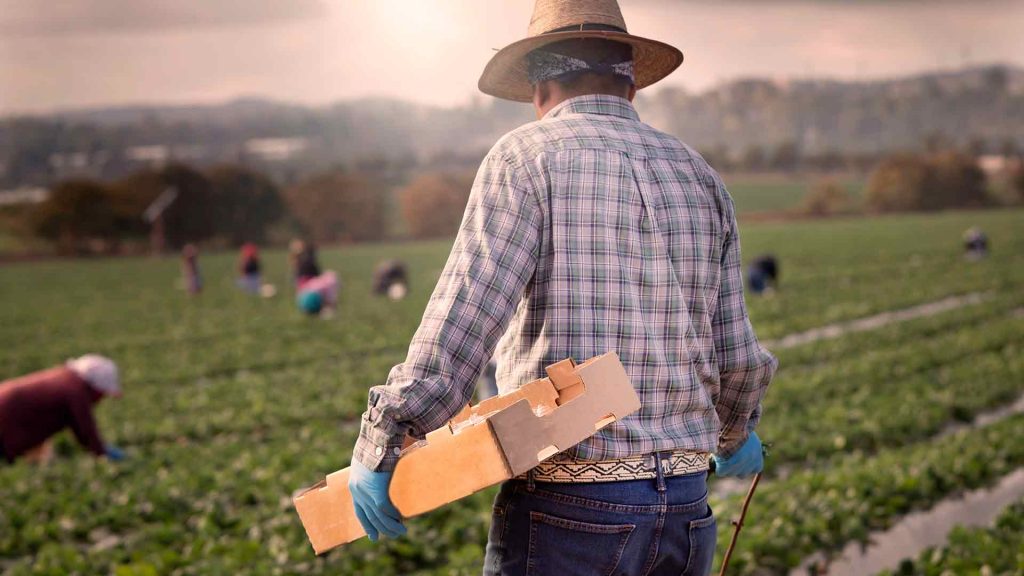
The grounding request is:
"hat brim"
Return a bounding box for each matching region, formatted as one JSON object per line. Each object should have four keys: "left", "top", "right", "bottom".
{"left": 479, "top": 30, "right": 683, "bottom": 103}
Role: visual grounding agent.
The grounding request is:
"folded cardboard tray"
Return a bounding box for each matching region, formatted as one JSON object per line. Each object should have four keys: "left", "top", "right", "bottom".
{"left": 293, "top": 351, "right": 641, "bottom": 554}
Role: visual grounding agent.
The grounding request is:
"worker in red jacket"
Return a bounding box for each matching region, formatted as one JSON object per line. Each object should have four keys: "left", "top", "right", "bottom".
{"left": 0, "top": 354, "right": 125, "bottom": 464}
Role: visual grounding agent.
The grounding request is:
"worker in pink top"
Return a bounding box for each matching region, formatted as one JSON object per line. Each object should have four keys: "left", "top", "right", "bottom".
{"left": 0, "top": 355, "right": 125, "bottom": 464}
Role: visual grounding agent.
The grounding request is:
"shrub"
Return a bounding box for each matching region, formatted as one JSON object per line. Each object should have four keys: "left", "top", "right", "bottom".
{"left": 399, "top": 171, "right": 475, "bottom": 239}
{"left": 927, "top": 151, "right": 988, "bottom": 209}
{"left": 206, "top": 165, "right": 285, "bottom": 246}
{"left": 115, "top": 164, "right": 218, "bottom": 248}
{"left": 865, "top": 152, "right": 989, "bottom": 213}
{"left": 1012, "top": 167, "right": 1024, "bottom": 205}
{"left": 800, "top": 179, "right": 853, "bottom": 217}
{"left": 30, "top": 179, "right": 120, "bottom": 254}
{"left": 283, "top": 170, "right": 386, "bottom": 243}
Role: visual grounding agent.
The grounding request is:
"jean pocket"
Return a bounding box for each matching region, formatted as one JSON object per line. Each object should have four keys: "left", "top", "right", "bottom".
{"left": 527, "top": 511, "right": 635, "bottom": 576}
{"left": 682, "top": 505, "right": 717, "bottom": 576}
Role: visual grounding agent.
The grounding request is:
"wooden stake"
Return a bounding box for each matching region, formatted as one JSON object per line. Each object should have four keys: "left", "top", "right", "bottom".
{"left": 718, "top": 471, "right": 762, "bottom": 576}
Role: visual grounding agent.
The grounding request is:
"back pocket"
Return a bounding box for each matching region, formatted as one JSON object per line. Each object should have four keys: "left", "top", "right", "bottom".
{"left": 682, "top": 505, "right": 717, "bottom": 576}
{"left": 526, "top": 511, "right": 634, "bottom": 576}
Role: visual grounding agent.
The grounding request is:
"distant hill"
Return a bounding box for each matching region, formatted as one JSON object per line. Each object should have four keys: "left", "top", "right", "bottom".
{"left": 639, "top": 65, "right": 1024, "bottom": 156}
{"left": 2, "top": 64, "right": 1021, "bottom": 188}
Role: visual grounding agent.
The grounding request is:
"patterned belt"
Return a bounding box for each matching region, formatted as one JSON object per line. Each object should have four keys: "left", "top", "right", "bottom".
{"left": 522, "top": 450, "right": 711, "bottom": 483}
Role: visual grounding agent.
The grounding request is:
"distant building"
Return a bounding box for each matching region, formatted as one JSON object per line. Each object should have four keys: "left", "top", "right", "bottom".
{"left": 244, "top": 137, "right": 308, "bottom": 162}
{"left": 0, "top": 187, "right": 49, "bottom": 207}
{"left": 977, "top": 154, "right": 1020, "bottom": 176}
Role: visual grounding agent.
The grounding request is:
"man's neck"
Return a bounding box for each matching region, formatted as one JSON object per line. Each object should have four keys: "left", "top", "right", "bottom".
{"left": 533, "top": 84, "right": 635, "bottom": 119}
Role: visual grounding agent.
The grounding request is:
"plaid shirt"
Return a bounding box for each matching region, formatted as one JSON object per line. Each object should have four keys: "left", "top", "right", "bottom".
{"left": 355, "top": 95, "right": 777, "bottom": 472}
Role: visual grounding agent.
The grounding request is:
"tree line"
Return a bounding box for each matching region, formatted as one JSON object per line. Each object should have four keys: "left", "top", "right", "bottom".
{"left": 16, "top": 146, "right": 1024, "bottom": 254}
{"left": 22, "top": 163, "right": 477, "bottom": 255}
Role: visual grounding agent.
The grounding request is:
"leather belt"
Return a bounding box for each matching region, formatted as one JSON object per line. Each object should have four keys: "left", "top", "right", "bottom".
{"left": 522, "top": 450, "right": 711, "bottom": 483}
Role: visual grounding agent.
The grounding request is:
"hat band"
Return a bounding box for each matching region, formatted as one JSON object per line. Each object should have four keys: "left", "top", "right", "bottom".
{"left": 544, "top": 23, "right": 627, "bottom": 35}
{"left": 526, "top": 50, "right": 635, "bottom": 85}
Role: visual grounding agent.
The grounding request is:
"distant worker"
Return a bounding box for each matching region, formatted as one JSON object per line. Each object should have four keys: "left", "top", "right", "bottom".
{"left": 372, "top": 260, "right": 409, "bottom": 300}
{"left": 294, "top": 241, "right": 322, "bottom": 286}
{"left": 0, "top": 355, "right": 125, "bottom": 464}
{"left": 963, "top": 227, "right": 989, "bottom": 260}
{"left": 237, "top": 243, "right": 262, "bottom": 294}
{"left": 288, "top": 239, "right": 306, "bottom": 287}
{"left": 181, "top": 243, "right": 202, "bottom": 295}
{"left": 747, "top": 254, "right": 779, "bottom": 295}
{"left": 297, "top": 270, "right": 340, "bottom": 318}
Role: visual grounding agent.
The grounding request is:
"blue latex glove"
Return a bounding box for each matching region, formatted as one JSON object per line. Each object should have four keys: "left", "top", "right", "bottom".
{"left": 348, "top": 459, "right": 406, "bottom": 542}
{"left": 711, "top": 432, "right": 763, "bottom": 477}
{"left": 104, "top": 445, "right": 126, "bottom": 462}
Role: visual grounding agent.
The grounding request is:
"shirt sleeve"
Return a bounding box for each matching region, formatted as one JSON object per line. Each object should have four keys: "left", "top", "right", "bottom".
{"left": 353, "top": 152, "right": 543, "bottom": 471}
{"left": 68, "top": 393, "right": 106, "bottom": 457}
{"left": 710, "top": 176, "right": 778, "bottom": 459}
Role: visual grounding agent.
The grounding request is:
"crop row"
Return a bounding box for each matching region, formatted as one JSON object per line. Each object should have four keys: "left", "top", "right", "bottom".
{"left": 99, "top": 288, "right": 1023, "bottom": 460}
{"left": 877, "top": 496, "right": 1024, "bottom": 576}
{"left": 711, "top": 414, "right": 1024, "bottom": 575}
{"left": 772, "top": 290, "right": 1024, "bottom": 370}
{"left": 751, "top": 255, "right": 1023, "bottom": 338}
{"left": 754, "top": 311, "right": 1023, "bottom": 466}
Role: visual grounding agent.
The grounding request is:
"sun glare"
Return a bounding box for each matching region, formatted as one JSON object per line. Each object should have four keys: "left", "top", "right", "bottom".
{"left": 372, "top": 0, "right": 459, "bottom": 42}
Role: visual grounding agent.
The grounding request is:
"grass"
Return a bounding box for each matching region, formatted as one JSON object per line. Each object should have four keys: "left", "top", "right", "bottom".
{"left": 721, "top": 174, "right": 864, "bottom": 215}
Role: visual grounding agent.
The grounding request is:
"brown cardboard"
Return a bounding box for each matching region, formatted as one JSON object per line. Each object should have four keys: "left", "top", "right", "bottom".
{"left": 293, "top": 352, "right": 639, "bottom": 554}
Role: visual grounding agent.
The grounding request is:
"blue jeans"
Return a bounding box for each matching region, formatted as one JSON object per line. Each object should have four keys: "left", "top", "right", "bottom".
{"left": 483, "top": 463, "right": 716, "bottom": 576}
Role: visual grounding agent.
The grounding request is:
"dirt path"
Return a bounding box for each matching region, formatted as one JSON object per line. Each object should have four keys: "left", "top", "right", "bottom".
{"left": 765, "top": 292, "right": 990, "bottom": 350}
{"left": 791, "top": 468, "right": 1024, "bottom": 576}
{"left": 710, "top": 391, "right": 1024, "bottom": 500}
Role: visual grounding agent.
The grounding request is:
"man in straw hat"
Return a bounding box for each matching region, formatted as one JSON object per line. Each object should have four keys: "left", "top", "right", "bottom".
{"left": 349, "top": 1, "right": 776, "bottom": 573}
{"left": 0, "top": 354, "right": 126, "bottom": 464}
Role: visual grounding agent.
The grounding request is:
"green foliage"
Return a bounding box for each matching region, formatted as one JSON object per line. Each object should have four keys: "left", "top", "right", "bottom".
{"left": 25, "top": 164, "right": 288, "bottom": 254}
{"left": 717, "top": 415, "right": 1024, "bottom": 576}
{"left": 29, "top": 179, "right": 121, "bottom": 254}
{"left": 116, "top": 164, "right": 219, "bottom": 249}
{"left": 205, "top": 165, "right": 286, "bottom": 246}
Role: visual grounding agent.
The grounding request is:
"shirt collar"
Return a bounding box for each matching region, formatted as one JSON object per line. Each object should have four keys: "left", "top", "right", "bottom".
{"left": 543, "top": 94, "right": 640, "bottom": 122}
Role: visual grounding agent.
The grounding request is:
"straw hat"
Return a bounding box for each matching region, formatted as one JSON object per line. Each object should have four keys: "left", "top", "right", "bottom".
{"left": 479, "top": 0, "right": 684, "bottom": 102}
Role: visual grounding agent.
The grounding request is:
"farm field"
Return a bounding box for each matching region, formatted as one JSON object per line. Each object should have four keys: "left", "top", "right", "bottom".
{"left": 1, "top": 208, "right": 1022, "bottom": 575}
{"left": 722, "top": 175, "right": 863, "bottom": 215}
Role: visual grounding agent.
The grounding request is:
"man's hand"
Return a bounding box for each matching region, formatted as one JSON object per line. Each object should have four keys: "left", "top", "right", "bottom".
{"left": 712, "top": 432, "right": 763, "bottom": 477}
{"left": 348, "top": 459, "right": 406, "bottom": 542}
{"left": 104, "top": 445, "right": 126, "bottom": 462}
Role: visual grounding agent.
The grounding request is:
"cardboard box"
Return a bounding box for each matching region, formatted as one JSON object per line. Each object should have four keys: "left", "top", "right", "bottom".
{"left": 293, "top": 352, "right": 641, "bottom": 554}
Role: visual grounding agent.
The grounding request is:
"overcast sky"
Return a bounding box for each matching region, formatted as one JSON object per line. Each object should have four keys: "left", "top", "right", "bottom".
{"left": 1, "top": 0, "right": 1022, "bottom": 114}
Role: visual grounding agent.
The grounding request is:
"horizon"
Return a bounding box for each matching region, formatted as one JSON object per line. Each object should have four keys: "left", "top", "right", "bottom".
{"left": 2, "top": 60, "right": 1018, "bottom": 119}
{"left": 2, "top": 0, "right": 1023, "bottom": 116}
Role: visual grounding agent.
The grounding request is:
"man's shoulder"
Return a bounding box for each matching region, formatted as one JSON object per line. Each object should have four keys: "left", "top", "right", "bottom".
{"left": 488, "top": 113, "right": 714, "bottom": 170}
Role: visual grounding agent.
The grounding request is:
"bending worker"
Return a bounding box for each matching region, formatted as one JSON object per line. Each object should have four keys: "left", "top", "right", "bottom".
{"left": 0, "top": 355, "right": 125, "bottom": 464}
{"left": 348, "top": 1, "right": 777, "bottom": 574}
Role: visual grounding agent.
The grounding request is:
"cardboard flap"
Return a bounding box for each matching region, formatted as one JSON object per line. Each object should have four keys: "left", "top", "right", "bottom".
{"left": 390, "top": 420, "right": 510, "bottom": 517}
{"left": 451, "top": 378, "right": 559, "bottom": 425}
{"left": 545, "top": 358, "right": 586, "bottom": 405}
{"left": 293, "top": 467, "right": 366, "bottom": 553}
{"left": 488, "top": 352, "right": 640, "bottom": 475}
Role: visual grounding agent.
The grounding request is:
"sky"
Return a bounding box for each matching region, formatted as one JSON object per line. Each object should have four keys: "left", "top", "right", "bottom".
{"left": 1, "top": 0, "right": 1022, "bottom": 115}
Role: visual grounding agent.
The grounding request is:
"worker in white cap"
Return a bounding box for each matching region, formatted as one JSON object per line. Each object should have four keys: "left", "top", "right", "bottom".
{"left": 0, "top": 354, "right": 125, "bottom": 464}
